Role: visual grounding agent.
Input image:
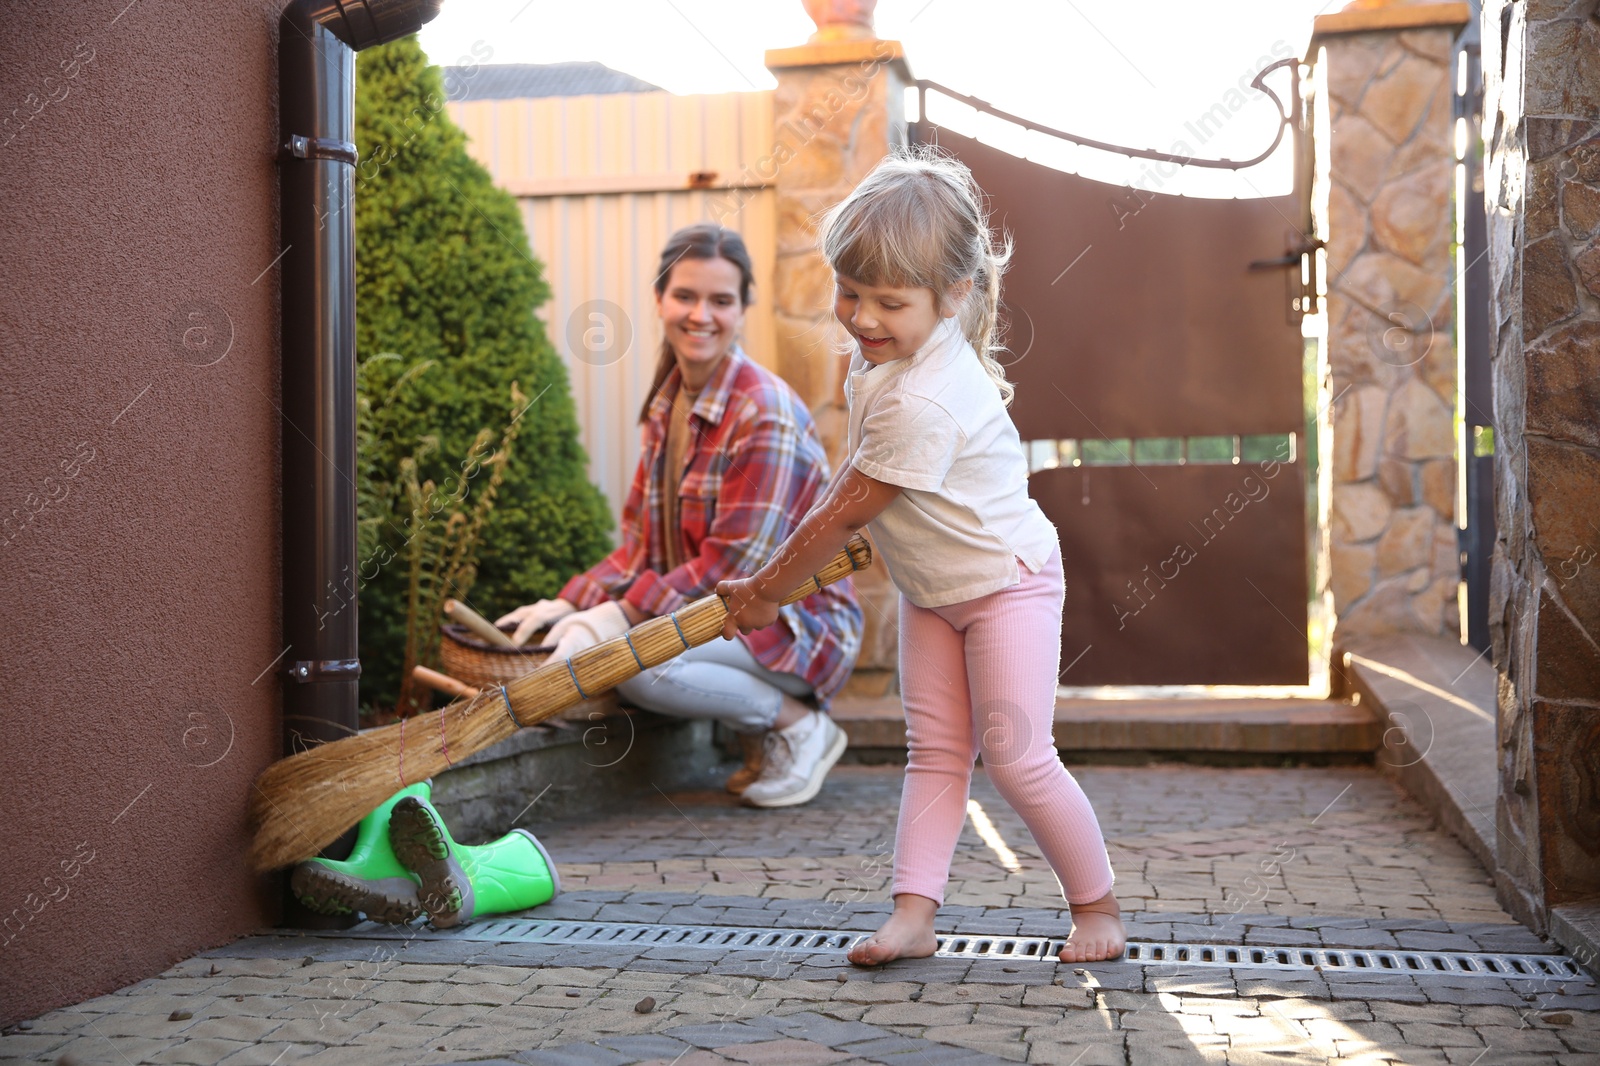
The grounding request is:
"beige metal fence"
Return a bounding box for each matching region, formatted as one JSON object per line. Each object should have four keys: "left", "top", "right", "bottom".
{"left": 447, "top": 90, "right": 779, "bottom": 524}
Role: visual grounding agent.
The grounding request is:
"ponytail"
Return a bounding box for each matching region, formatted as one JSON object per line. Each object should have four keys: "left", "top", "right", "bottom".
{"left": 640, "top": 341, "right": 677, "bottom": 424}
{"left": 962, "top": 258, "right": 1012, "bottom": 407}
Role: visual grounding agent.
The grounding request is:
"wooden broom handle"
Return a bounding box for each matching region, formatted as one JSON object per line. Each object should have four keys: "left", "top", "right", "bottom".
{"left": 501, "top": 535, "right": 872, "bottom": 728}
{"left": 413, "top": 664, "right": 478, "bottom": 699}
{"left": 766, "top": 544, "right": 867, "bottom": 607}
{"left": 444, "top": 598, "right": 517, "bottom": 648}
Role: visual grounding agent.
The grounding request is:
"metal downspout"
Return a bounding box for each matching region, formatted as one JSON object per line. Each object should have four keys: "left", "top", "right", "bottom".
{"left": 275, "top": 0, "right": 441, "bottom": 847}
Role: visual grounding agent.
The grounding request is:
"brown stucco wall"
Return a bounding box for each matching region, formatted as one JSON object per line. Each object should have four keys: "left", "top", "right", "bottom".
{"left": 1, "top": 0, "right": 282, "bottom": 1023}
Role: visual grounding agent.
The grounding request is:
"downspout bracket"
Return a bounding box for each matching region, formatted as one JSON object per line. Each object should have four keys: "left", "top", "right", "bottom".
{"left": 281, "top": 134, "right": 359, "bottom": 166}
{"left": 287, "top": 658, "right": 363, "bottom": 683}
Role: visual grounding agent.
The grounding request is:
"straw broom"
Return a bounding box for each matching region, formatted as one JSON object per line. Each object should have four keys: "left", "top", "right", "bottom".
{"left": 248, "top": 535, "right": 871, "bottom": 871}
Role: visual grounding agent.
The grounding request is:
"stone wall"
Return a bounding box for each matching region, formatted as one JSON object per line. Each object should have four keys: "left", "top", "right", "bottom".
{"left": 764, "top": 38, "right": 911, "bottom": 671}
{"left": 1318, "top": 16, "right": 1466, "bottom": 647}
{"left": 1482, "top": 0, "right": 1600, "bottom": 929}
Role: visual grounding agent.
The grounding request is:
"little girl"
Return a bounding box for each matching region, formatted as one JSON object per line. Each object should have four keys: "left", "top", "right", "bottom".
{"left": 718, "top": 150, "right": 1123, "bottom": 964}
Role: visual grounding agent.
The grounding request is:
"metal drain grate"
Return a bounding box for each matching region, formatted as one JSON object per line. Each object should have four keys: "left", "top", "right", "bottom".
{"left": 1121, "top": 942, "right": 1587, "bottom": 980}
{"left": 343, "top": 919, "right": 864, "bottom": 954}
{"left": 311, "top": 919, "right": 1590, "bottom": 982}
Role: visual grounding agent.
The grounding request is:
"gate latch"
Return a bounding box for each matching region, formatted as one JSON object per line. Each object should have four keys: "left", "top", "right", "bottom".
{"left": 1249, "top": 238, "right": 1324, "bottom": 271}
{"left": 1250, "top": 235, "right": 1325, "bottom": 318}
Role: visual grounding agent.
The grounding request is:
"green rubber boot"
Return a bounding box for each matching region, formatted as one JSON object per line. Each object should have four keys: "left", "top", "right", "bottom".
{"left": 289, "top": 782, "right": 429, "bottom": 924}
{"left": 389, "top": 795, "right": 560, "bottom": 929}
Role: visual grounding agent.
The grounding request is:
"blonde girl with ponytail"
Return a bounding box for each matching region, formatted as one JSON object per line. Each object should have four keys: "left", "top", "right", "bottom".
{"left": 719, "top": 149, "right": 1124, "bottom": 964}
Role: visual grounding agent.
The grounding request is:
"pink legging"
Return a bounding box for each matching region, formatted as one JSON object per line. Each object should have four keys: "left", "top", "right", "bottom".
{"left": 893, "top": 546, "right": 1115, "bottom": 907}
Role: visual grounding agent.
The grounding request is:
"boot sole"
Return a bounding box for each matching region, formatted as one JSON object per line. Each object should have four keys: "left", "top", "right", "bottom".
{"left": 742, "top": 725, "right": 847, "bottom": 808}
{"left": 290, "top": 864, "right": 422, "bottom": 924}
{"left": 389, "top": 797, "right": 475, "bottom": 929}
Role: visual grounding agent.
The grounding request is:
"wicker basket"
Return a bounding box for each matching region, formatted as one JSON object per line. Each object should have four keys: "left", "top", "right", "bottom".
{"left": 437, "top": 623, "right": 554, "bottom": 690}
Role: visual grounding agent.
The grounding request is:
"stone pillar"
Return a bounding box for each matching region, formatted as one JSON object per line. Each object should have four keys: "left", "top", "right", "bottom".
{"left": 1482, "top": 0, "right": 1600, "bottom": 931}
{"left": 1313, "top": 4, "right": 1468, "bottom": 651}
{"left": 764, "top": 29, "right": 910, "bottom": 671}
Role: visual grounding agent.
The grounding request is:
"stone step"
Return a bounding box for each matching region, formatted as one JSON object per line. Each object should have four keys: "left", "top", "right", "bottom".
{"left": 832, "top": 693, "right": 1379, "bottom": 755}
{"left": 434, "top": 704, "right": 723, "bottom": 843}
{"left": 1340, "top": 635, "right": 1499, "bottom": 885}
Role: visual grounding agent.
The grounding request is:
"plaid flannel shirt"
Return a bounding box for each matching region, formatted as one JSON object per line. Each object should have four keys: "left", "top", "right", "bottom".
{"left": 560, "top": 348, "right": 864, "bottom": 709}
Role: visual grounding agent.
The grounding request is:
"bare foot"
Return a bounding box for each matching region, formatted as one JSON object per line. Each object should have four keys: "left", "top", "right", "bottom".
{"left": 1059, "top": 891, "right": 1125, "bottom": 963}
{"left": 848, "top": 893, "right": 939, "bottom": 966}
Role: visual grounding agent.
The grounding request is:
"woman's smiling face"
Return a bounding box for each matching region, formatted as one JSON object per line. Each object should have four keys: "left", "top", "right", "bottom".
{"left": 833, "top": 274, "right": 959, "bottom": 366}
{"left": 656, "top": 256, "right": 746, "bottom": 388}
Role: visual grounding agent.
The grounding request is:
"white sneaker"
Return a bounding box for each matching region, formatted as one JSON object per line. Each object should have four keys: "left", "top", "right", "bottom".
{"left": 740, "top": 710, "right": 847, "bottom": 808}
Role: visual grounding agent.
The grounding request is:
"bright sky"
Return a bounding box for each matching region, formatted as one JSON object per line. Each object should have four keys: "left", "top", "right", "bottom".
{"left": 419, "top": 0, "right": 1343, "bottom": 197}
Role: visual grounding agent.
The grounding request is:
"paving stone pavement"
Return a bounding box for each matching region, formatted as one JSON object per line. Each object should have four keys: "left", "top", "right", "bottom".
{"left": 541, "top": 766, "right": 1512, "bottom": 923}
{"left": 5, "top": 765, "right": 1597, "bottom": 1066}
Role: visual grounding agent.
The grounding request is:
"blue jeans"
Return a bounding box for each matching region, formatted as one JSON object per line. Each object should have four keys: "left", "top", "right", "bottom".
{"left": 614, "top": 636, "right": 814, "bottom": 734}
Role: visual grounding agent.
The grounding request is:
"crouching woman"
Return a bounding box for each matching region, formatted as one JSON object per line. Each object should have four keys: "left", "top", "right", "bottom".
{"left": 501, "top": 223, "right": 864, "bottom": 807}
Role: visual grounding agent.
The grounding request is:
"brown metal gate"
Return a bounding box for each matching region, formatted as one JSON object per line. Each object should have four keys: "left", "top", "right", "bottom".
{"left": 914, "top": 70, "right": 1315, "bottom": 685}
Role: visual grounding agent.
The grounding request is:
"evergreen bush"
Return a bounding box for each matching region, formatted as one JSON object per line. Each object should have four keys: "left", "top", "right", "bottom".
{"left": 353, "top": 36, "right": 613, "bottom": 716}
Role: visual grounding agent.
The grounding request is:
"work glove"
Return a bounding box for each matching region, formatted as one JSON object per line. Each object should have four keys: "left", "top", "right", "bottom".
{"left": 547, "top": 600, "right": 632, "bottom": 661}
{"left": 496, "top": 598, "right": 576, "bottom": 646}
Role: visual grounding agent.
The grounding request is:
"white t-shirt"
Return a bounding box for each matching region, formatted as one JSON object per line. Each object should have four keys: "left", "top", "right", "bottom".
{"left": 846, "top": 317, "right": 1059, "bottom": 608}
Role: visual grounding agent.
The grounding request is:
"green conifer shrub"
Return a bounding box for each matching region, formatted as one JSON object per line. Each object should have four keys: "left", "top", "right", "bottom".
{"left": 353, "top": 36, "right": 613, "bottom": 716}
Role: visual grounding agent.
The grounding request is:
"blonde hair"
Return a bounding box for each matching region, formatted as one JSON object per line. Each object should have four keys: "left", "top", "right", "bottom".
{"left": 818, "top": 147, "right": 1014, "bottom": 405}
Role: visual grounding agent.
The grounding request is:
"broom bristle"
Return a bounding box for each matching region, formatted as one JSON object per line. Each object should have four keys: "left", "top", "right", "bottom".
{"left": 247, "top": 691, "right": 516, "bottom": 871}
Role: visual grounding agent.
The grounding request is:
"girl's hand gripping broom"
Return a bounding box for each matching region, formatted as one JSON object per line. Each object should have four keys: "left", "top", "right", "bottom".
{"left": 247, "top": 535, "right": 872, "bottom": 871}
